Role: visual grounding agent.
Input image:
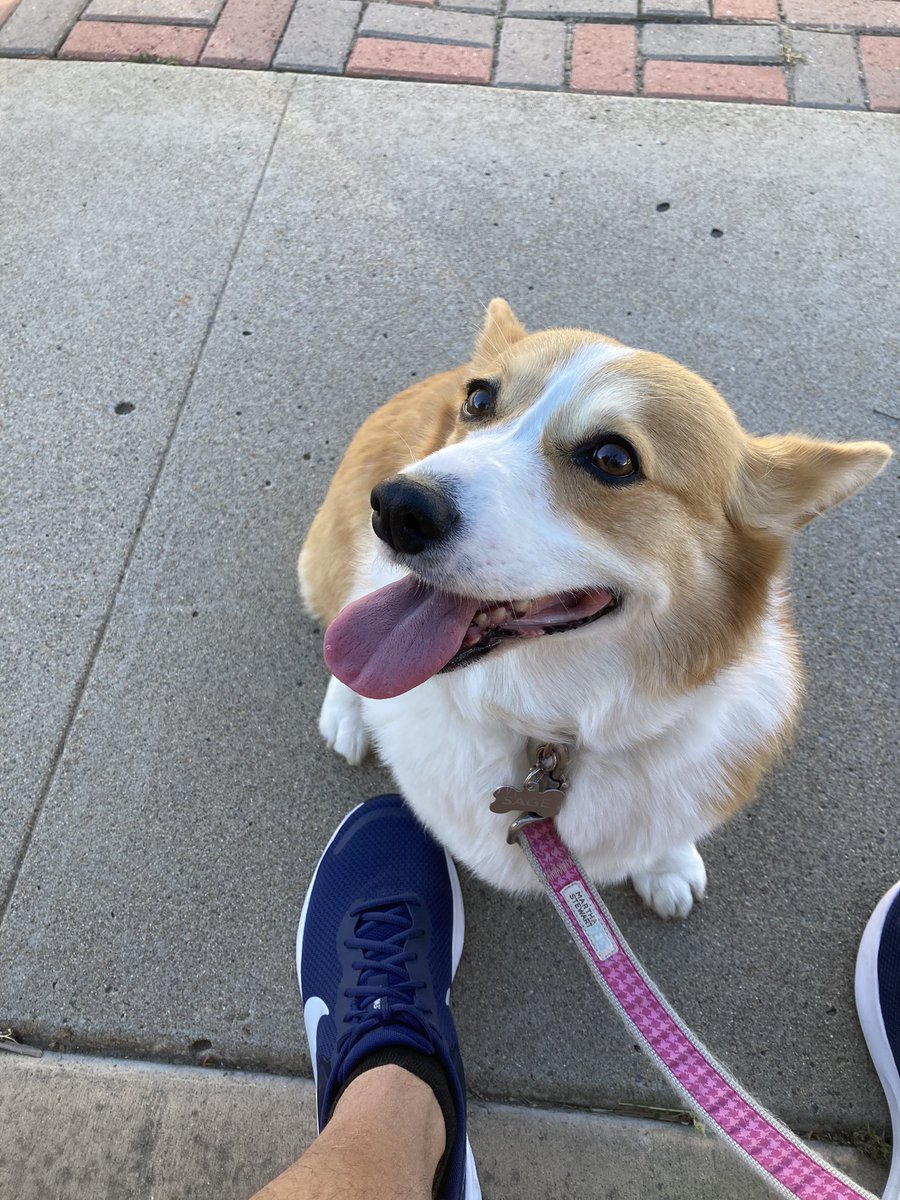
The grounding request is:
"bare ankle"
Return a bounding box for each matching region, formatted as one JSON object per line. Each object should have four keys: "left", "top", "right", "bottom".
{"left": 333, "top": 1064, "right": 446, "bottom": 1171}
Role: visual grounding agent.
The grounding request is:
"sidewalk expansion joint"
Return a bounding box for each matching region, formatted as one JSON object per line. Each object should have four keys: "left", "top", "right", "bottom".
{"left": 0, "top": 74, "right": 298, "bottom": 935}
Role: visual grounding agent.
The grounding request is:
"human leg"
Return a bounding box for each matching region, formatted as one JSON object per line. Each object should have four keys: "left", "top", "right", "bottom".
{"left": 253, "top": 794, "right": 480, "bottom": 1200}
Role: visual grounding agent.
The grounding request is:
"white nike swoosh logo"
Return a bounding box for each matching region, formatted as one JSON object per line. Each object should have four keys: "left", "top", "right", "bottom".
{"left": 304, "top": 996, "right": 330, "bottom": 1082}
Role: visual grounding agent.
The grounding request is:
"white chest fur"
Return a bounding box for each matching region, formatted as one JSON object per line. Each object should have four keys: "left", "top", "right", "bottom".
{"left": 354, "top": 595, "right": 798, "bottom": 896}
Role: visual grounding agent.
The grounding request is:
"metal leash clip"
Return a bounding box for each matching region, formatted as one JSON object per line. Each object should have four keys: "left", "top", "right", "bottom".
{"left": 490, "top": 741, "right": 571, "bottom": 843}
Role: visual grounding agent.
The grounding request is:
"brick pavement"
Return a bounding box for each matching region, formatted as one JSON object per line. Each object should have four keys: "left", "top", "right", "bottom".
{"left": 1, "top": 0, "right": 898, "bottom": 109}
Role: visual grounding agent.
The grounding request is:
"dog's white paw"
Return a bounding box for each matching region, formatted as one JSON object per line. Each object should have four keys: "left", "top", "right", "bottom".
{"left": 632, "top": 843, "right": 707, "bottom": 920}
{"left": 319, "top": 676, "right": 370, "bottom": 766}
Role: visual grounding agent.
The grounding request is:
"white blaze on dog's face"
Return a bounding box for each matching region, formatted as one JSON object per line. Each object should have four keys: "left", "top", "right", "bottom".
{"left": 408, "top": 338, "right": 650, "bottom": 603}
{"left": 323, "top": 300, "right": 890, "bottom": 700}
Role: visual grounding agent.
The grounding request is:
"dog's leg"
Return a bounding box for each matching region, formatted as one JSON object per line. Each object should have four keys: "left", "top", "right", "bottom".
{"left": 319, "top": 675, "right": 370, "bottom": 766}
{"left": 631, "top": 843, "right": 707, "bottom": 919}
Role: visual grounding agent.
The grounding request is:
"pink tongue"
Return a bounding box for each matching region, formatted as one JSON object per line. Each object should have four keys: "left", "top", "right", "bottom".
{"left": 323, "top": 576, "right": 480, "bottom": 699}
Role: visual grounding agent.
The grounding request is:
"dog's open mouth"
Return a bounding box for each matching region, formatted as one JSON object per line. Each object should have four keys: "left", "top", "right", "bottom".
{"left": 323, "top": 575, "right": 618, "bottom": 700}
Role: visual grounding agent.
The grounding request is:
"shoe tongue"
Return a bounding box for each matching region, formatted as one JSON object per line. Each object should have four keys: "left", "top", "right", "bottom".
{"left": 323, "top": 576, "right": 480, "bottom": 699}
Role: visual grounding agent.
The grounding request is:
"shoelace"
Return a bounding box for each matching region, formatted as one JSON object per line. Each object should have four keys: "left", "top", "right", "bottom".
{"left": 336, "top": 893, "right": 437, "bottom": 1057}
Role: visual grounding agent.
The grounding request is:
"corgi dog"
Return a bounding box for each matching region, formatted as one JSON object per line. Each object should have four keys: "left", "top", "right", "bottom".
{"left": 298, "top": 301, "right": 890, "bottom": 917}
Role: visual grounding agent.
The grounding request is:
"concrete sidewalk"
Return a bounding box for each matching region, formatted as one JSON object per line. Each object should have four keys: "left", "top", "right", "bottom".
{"left": 1, "top": 60, "right": 897, "bottom": 1198}
{"left": 2, "top": 1052, "right": 890, "bottom": 1198}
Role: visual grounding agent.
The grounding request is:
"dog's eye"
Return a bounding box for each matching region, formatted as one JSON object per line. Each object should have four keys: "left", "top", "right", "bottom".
{"left": 462, "top": 383, "right": 496, "bottom": 420}
{"left": 584, "top": 438, "right": 640, "bottom": 483}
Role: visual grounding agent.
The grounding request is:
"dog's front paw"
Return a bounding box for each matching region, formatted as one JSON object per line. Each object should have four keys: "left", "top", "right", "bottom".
{"left": 631, "top": 843, "right": 707, "bottom": 920}
{"left": 319, "top": 676, "right": 370, "bottom": 766}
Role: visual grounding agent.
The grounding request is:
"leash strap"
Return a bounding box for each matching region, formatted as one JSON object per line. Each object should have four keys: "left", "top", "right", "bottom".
{"left": 515, "top": 818, "right": 879, "bottom": 1200}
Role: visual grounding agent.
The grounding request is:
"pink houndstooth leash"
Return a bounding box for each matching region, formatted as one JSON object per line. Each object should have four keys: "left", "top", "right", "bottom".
{"left": 495, "top": 744, "right": 879, "bottom": 1200}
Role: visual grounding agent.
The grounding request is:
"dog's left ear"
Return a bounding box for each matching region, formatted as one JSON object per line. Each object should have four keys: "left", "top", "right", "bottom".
{"left": 732, "top": 434, "right": 891, "bottom": 536}
{"left": 472, "top": 298, "right": 526, "bottom": 369}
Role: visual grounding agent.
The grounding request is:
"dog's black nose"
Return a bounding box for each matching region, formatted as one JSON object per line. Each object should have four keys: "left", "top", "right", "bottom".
{"left": 370, "top": 476, "right": 459, "bottom": 555}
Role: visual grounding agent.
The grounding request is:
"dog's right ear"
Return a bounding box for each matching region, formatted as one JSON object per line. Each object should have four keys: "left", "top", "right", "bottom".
{"left": 472, "top": 298, "right": 526, "bottom": 369}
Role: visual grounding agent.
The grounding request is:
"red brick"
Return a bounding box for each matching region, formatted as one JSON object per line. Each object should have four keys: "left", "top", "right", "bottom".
{"left": 0, "top": 0, "right": 20, "bottom": 25}
{"left": 199, "top": 0, "right": 293, "bottom": 67}
{"left": 712, "top": 0, "right": 777, "bottom": 20}
{"left": 59, "top": 19, "right": 207, "bottom": 61}
{"left": 860, "top": 35, "right": 900, "bottom": 110}
{"left": 781, "top": 0, "right": 900, "bottom": 31}
{"left": 570, "top": 24, "right": 636, "bottom": 94}
{"left": 643, "top": 59, "right": 788, "bottom": 102}
{"left": 346, "top": 37, "right": 492, "bottom": 82}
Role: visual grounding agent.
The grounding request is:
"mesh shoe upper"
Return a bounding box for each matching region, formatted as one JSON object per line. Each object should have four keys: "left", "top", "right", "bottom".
{"left": 297, "top": 793, "right": 469, "bottom": 1199}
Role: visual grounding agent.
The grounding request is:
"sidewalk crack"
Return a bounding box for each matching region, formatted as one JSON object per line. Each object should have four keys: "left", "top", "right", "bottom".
{"left": 0, "top": 74, "right": 298, "bottom": 931}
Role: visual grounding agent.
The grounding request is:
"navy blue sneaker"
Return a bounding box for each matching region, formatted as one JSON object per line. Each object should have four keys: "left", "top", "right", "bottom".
{"left": 297, "top": 793, "right": 481, "bottom": 1199}
{"left": 856, "top": 880, "right": 900, "bottom": 1200}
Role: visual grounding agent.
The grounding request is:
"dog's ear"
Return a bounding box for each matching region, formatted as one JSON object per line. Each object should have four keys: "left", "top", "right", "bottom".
{"left": 731, "top": 434, "right": 891, "bottom": 536}
{"left": 472, "top": 298, "right": 526, "bottom": 368}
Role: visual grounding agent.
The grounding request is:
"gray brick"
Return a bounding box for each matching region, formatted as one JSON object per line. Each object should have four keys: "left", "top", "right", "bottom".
{"left": 438, "top": 0, "right": 500, "bottom": 12}
{"left": 506, "top": 0, "right": 635, "bottom": 17}
{"left": 641, "top": 0, "right": 709, "bottom": 16}
{"left": 359, "top": 3, "right": 495, "bottom": 46}
{"left": 495, "top": 16, "right": 565, "bottom": 86}
{"left": 0, "top": 0, "right": 84, "bottom": 54}
{"left": 790, "top": 30, "right": 864, "bottom": 108}
{"left": 273, "top": 0, "right": 360, "bottom": 71}
{"left": 82, "top": 0, "right": 222, "bottom": 23}
{"left": 641, "top": 22, "right": 782, "bottom": 61}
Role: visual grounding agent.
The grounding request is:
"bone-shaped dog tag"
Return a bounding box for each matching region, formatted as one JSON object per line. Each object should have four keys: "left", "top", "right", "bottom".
{"left": 490, "top": 786, "right": 566, "bottom": 817}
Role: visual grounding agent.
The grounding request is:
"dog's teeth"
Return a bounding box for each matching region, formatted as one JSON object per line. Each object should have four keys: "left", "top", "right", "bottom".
{"left": 489, "top": 606, "right": 508, "bottom": 623}
{"left": 512, "top": 602, "right": 529, "bottom": 617}
{"left": 474, "top": 612, "right": 489, "bottom": 628}
{"left": 462, "top": 629, "right": 482, "bottom": 647}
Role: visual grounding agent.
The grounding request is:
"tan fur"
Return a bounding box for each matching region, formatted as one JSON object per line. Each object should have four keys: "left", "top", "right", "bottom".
{"left": 300, "top": 300, "right": 530, "bottom": 621}
{"left": 734, "top": 434, "right": 893, "bottom": 535}
{"left": 705, "top": 595, "right": 802, "bottom": 823}
{"left": 300, "top": 299, "right": 891, "bottom": 839}
{"left": 545, "top": 350, "right": 792, "bottom": 689}
{"left": 299, "top": 368, "right": 467, "bottom": 624}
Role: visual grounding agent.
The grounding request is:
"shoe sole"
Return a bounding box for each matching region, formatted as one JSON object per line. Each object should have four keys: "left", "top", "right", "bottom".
{"left": 855, "top": 879, "right": 900, "bottom": 1200}
{"left": 295, "top": 796, "right": 481, "bottom": 1200}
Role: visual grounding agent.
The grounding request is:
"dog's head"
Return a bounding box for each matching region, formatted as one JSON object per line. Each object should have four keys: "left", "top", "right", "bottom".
{"left": 326, "top": 300, "right": 890, "bottom": 699}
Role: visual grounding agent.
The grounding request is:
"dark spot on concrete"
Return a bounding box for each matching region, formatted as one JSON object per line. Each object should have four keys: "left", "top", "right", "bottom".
{"left": 190, "top": 1038, "right": 213, "bottom": 1053}
{"left": 191, "top": 609, "right": 199, "bottom": 618}
{"left": 242, "top": 330, "right": 252, "bottom": 336}
{"left": 114, "top": 402, "right": 134, "bottom": 415}
{"left": 264, "top": 480, "right": 271, "bottom": 487}
{"left": 656, "top": 202, "right": 670, "bottom": 212}
{"left": 710, "top": 228, "right": 724, "bottom": 238}
{"left": 302, "top": 452, "right": 311, "bottom": 461}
